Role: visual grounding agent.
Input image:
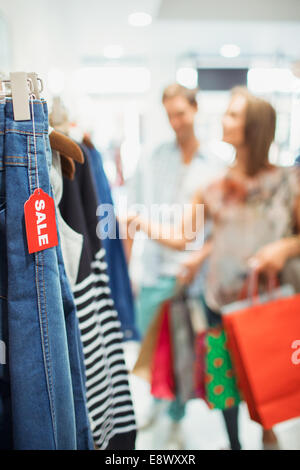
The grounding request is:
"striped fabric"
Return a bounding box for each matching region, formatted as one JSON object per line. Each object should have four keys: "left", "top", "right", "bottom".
{"left": 73, "top": 248, "right": 136, "bottom": 450}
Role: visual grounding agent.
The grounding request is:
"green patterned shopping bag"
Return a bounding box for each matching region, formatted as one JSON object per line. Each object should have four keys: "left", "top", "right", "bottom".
{"left": 205, "top": 327, "right": 242, "bottom": 410}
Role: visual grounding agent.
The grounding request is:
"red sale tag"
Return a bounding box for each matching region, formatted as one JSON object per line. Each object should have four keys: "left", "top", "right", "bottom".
{"left": 24, "top": 188, "right": 58, "bottom": 254}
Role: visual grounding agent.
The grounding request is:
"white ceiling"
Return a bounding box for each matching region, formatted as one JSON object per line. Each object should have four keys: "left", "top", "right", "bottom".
{"left": 158, "top": 0, "right": 300, "bottom": 21}
{"left": 1, "top": 0, "right": 300, "bottom": 73}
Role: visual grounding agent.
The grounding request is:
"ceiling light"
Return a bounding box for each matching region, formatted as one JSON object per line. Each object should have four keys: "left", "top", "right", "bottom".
{"left": 220, "top": 44, "right": 241, "bottom": 58}
{"left": 128, "top": 12, "right": 152, "bottom": 27}
{"left": 176, "top": 67, "right": 198, "bottom": 89}
{"left": 103, "top": 45, "right": 123, "bottom": 59}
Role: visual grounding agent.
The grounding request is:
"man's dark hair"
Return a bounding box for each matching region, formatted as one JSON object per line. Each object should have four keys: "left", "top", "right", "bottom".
{"left": 162, "top": 83, "right": 198, "bottom": 107}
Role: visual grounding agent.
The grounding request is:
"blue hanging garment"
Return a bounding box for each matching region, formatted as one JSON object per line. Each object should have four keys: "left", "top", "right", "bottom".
{"left": 81, "top": 141, "right": 140, "bottom": 342}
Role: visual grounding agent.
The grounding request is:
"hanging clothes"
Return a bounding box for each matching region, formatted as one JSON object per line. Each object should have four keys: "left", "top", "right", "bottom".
{"left": 51, "top": 149, "right": 83, "bottom": 287}
{"left": 0, "top": 98, "right": 93, "bottom": 450}
{"left": 59, "top": 144, "right": 136, "bottom": 450}
{"left": 81, "top": 139, "right": 139, "bottom": 342}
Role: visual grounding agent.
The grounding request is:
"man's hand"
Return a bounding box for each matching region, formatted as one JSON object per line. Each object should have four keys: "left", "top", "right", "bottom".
{"left": 117, "top": 213, "right": 141, "bottom": 262}
{"left": 118, "top": 213, "right": 140, "bottom": 236}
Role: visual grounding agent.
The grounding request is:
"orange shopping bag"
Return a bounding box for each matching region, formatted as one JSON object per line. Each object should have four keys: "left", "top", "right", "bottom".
{"left": 223, "top": 284, "right": 300, "bottom": 429}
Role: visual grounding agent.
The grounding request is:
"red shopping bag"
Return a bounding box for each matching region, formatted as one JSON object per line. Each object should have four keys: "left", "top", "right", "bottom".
{"left": 194, "top": 331, "right": 207, "bottom": 400}
{"left": 223, "top": 293, "right": 300, "bottom": 429}
{"left": 150, "top": 301, "right": 175, "bottom": 400}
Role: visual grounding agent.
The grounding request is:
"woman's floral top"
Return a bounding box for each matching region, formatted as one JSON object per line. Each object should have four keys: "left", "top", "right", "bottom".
{"left": 203, "top": 166, "right": 300, "bottom": 312}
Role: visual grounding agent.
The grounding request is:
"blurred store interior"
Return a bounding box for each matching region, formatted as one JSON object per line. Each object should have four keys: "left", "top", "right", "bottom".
{"left": 2, "top": 1, "right": 300, "bottom": 181}
{"left": 1, "top": 0, "right": 300, "bottom": 450}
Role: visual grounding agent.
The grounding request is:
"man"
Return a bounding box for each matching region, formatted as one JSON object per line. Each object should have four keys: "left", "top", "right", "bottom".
{"left": 126, "top": 83, "right": 224, "bottom": 448}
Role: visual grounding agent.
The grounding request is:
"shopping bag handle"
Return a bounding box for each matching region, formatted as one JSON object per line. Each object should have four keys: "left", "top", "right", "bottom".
{"left": 173, "top": 279, "right": 188, "bottom": 300}
{"left": 247, "top": 269, "right": 278, "bottom": 305}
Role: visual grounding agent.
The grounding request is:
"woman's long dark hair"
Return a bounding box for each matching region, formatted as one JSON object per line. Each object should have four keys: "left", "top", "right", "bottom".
{"left": 231, "top": 87, "right": 276, "bottom": 177}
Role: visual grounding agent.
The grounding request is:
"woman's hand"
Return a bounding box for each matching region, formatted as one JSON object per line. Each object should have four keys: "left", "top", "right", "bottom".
{"left": 248, "top": 239, "right": 290, "bottom": 275}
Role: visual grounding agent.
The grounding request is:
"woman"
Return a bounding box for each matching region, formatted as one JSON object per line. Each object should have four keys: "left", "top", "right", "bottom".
{"left": 128, "top": 87, "right": 300, "bottom": 450}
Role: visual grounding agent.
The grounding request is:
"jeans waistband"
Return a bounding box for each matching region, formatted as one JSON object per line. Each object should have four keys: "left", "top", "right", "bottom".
{"left": 0, "top": 98, "right": 49, "bottom": 169}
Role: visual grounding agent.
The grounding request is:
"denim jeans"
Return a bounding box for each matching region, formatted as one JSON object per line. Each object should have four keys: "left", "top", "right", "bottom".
{"left": 0, "top": 98, "right": 93, "bottom": 449}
